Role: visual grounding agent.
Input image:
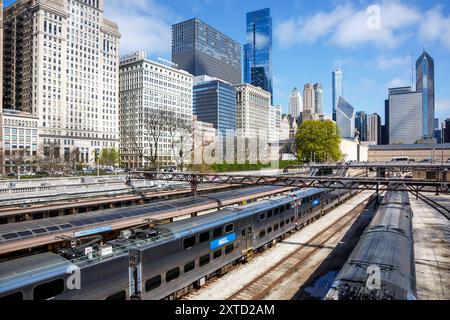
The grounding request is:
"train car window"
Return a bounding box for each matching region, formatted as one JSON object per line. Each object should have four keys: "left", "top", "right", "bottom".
{"left": 285, "top": 205, "right": 290, "bottom": 212}
{"left": 213, "top": 227, "right": 222, "bottom": 238}
{"left": 280, "top": 221, "right": 285, "bottom": 228}
{"left": 286, "top": 219, "right": 290, "bottom": 225}
{"left": 106, "top": 291, "right": 126, "bottom": 301}
{"left": 0, "top": 292, "right": 23, "bottom": 301}
{"left": 291, "top": 217, "right": 295, "bottom": 223}
{"left": 184, "top": 262, "right": 195, "bottom": 274}
{"left": 225, "top": 224, "right": 234, "bottom": 234}
{"left": 280, "top": 206, "right": 285, "bottom": 213}
{"left": 213, "top": 249, "right": 222, "bottom": 260}
{"left": 199, "top": 254, "right": 210, "bottom": 267}
{"left": 33, "top": 279, "right": 64, "bottom": 300}
{"left": 166, "top": 268, "right": 180, "bottom": 283}
{"left": 199, "top": 231, "right": 210, "bottom": 243}
{"left": 225, "top": 244, "right": 234, "bottom": 255}
{"left": 274, "top": 224, "right": 279, "bottom": 231}
{"left": 267, "top": 211, "right": 273, "bottom": 218}
{"left": 183, "top": 236, "right": 196, "bottom": 250}
{"left": 267, "top": 227, "right": 272, "bottom": 234}
{"left": 274, "top": 208, "right": 279, "bottom": 215}
{"left": 145, "top": 275, "right": 162, "bottom": 292}
{"left": 259, "top": 230, "right": 266, "bottom": 238}
{"left": 259, "top": 213, "right": 266, "bottom": 221}
{"left": 241, "top": 229, "right": 246, "bottom": 237}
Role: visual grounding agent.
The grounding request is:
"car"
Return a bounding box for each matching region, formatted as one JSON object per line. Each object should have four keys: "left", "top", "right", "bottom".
{"left": 6, "top": 172, "right": 17, "bottom": 177}
{"left": 114, "top": 168, "right": 126, "bottom": 173}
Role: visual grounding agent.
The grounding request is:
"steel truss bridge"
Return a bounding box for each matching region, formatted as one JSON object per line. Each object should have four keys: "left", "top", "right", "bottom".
{"left": 127, "top": 170, "right": 450, "bottom": 195}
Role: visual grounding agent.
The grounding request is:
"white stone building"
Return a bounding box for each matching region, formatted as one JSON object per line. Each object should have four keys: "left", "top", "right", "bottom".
{"left": 269, "top": 105, "right": 282, "bottom": 142}
{"left": 288, "top": 87, "right": 302, "bottom": 119}
{"left": 119, "top": 51, "right": 193, "bottom": 169}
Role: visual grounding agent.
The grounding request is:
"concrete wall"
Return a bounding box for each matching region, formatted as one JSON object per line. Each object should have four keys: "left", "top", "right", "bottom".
{"left": 340, "top": 138, "right": 368, "bottom": 162}
{"left": 369, "top": 146, "right": 450, "bottom": 162}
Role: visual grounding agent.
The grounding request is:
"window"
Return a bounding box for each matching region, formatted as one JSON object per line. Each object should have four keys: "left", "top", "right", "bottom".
{"left": 33, "top": 279, "right": 64, "bottom": 300}
{"left": 280, "top": 221, "right": 285, "bottom": 228}
{"left": 259, "top": 213, "right": 266, "bottom": 221}
{"left": 199, "top": 254, "right": 210, "bottom": 267}
{"left": 183, "top": 236, "right": 195, "bottom": 249}
{"left": 213, "top": 249, "right": 222, "bottom": 260}
{"left": 225, "top": 244, "right": 234, "bottom": 255}
{"left": 267, "top": 211, "right": 273, "bottom": 218}
{"left": 267, "top": 227, "right": 272, "bottom": 234}
{"left": 291, "top": 217, "right": 295, "bottom": 223}
{"left": 274, "top": 208, "right": 280, "bottom": 215}
{"left": 166, "top": 268, "right": 180, "bottom": 283}
{"left": 274, "top": 224, "right": 279, "bottom": 231}
{"left": 225, "top": 224, "right": 234, "bottom": 234}
{"left": 184, "top": 261, "right": 195, "bottom": 274}
{"left": 199, "top": 231, "right": 210, "bottom": 243}
{"left": 145, "top": 275, "right": 161, "bottom": 292}
{"left": 259, "top": 230, "right": 266, "bottom": 238}
{"left": 286, "top": 219, "right": 290, "bottom": 225}
{"left": 213, "top": 227, "right": 222, "bottom": 238}
{"left": 0, "top": 292, "right": 23, "bottom": 301}
{"left": 106, "top": 291, "right": 126, "bottom": 300}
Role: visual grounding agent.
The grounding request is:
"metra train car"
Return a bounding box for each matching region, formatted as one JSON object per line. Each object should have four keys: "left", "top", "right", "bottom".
{"left": 325, "top": 188, "right": 416, "bottom": 300}
{"left": 0, "top": 185, "right": 355, "bottom": 300}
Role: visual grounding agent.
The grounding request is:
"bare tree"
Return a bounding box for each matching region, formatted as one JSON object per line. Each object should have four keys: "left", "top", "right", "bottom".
{"left": 167, "top": 114, "right": 194, "bottom": 171}
{"left": 4, "top": 148, "right": 33, "bottom": 175}
{"left": 36, "top": 142, "right": 65, "bottom": 175}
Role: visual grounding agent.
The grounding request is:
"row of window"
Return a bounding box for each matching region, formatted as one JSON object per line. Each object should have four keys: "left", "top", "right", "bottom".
{"left": 259, "top": 217, "right": 295, "bottom": 239}
{"left": 259, "top": 204, "right": 291, "bottom": 221}
{"left": 145, "top": 243, "right": 235, "bottom": 293}
{"left": 182, "top": 224, "right": 234, "bottom": 250}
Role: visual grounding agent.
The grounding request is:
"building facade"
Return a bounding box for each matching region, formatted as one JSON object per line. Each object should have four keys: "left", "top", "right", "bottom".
{"left": 0, "top": 0, "right": 3, "bottom": 111}
{"left": 119, "top": 51, "right": 193, "bottom": 168}
{"left": 332, "top": 66, "right": 343, "bottom": 122}
{"left": 288, "top": 87, "right": 302, "bottom": 119}
{"left": 388, "top": 87, "right": 423, "bottom": 145}
{"left": 235, "top": 83, "right": 271, "bottom": 140}
{"left": 355, "top": 111, "right": 368, "bottom": 141}
{"left": 336, "top": 97, "right": 355, "bottom": 139}
{"left": 3, "top": 0, "right": 120, "bottom": 164}
{"left": 243, "top": 8, "right": 273, "bottom": 104}
{"left": 268, "top": 105, "right": 281, "bottom": 142}
{"left": 367, "top": 113, "right": 381, "bottom": 145}
{"left": 303, "top": 83, "right": 315, "bottom": 121}
{"left": 416, "top": 51, "right": 435, "bottom": 140}
{"left": 444, "top": 119, "right": 450, "bottom": 144}
{"left": 172, "top": 18, "right": 241, "bottom": 85}
{"left": 313, "top": 82, "right": 323, "bottom": 115}
{"left": 193, "top": 75, "right": 236, "bottom": 136}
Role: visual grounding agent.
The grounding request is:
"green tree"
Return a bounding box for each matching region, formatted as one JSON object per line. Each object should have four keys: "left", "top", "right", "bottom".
{"left": 295, "top": 120, "right": 342, "bottom": 163}
{"left": 99, "top": 148, "right": 120, "bottom": 168}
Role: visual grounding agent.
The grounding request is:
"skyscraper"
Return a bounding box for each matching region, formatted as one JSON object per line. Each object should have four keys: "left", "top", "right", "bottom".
{"left": 367, "top": 113, "right": 381, "bottom": 145}
{"left": 172, "top": 18, "right": 242, "bottom": 85}
{"left": 388, "top": 87, "right": 423, "bottom": 145}
{"left": 244, "top": 8, "right": 273, "bottom": 104}
{"left": 332, "top": 63, "right": 343, "bottom": 121}
{"left": 444, "top": 119, "right": 450, "bottom": 143}
{"left": 3, "top": 0, "right": 120, "bottom": 163}
{"left": 355, "top": 111, "right": 368, "bottom": 141}
{"left": 336, "top": 97, "right": 355, "bottom": 139}
{"left": 416, "top": 51, "right": 435, "bottom": 140}
{"left": 313, "top": 82, "right": 323, "bottom": 115}
{"left": 302, "top": 84, "right": 315, "bottom": 121}
{"left": 288, "top": 87, "right": 302, "bottom": 118}
{"left": 193, "top": 76, "right": 237, "bottom": 136}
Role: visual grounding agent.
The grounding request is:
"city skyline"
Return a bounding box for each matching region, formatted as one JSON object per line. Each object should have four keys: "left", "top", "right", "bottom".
{"left": 2, "top": 0, "right": 450, "bottom": 123}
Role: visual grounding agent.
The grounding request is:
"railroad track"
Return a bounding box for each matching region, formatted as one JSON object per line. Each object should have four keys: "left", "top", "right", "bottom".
{"left": 408, "top": 189, "right": 450, "bottom": 221}
{"left": 226, "top": 193, "right": 378, "bottom": 300}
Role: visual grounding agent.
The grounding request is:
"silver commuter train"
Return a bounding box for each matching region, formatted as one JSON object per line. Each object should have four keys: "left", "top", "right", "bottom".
{"left": 0, "top": 185, "right": 356, "bottom": 300}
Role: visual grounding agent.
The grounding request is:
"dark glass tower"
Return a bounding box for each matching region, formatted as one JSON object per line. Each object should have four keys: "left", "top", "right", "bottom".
{"left": 172, "top": 18, "right": 242, "bottom": 85}
{"left": 355, "top": 111, "right": 368, "bottom": 141}
{"left": 244, "top": 8, "right": 273, "bottom": 103}
{"left": 416, "top": 51, "right": 435, "bottom": 140}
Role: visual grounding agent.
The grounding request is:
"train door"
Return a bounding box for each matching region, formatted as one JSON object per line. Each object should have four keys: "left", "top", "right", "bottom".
{"left": 240, "top": 225, "right": 254, "bottom": 253}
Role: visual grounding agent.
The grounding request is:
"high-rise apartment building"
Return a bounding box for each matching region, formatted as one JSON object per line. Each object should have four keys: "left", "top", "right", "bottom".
{"left": 336, "top": 97, "right": 355, "bottom": 138}
{"left": 416, "top": 51, "right": 435, "bottom": 140}
{"left": 235, "top": 83, "right": 271, "bottom": 140}
{"left": 313, "top": 82, "right": 323, "bottom": 115}
{"left": 303, "top": 83, "right": 315, "bottom": 121}
{"left": 172, "top": 18, "right": 241, "bottom": 85}
{"left": 355, "top": 111, "right": 368, "bottom": 141}
{"left": 244, "top": 8, "right": 273, "bottom": 104}
{"left": 119, "top": 51, "right": 193, "bottom": 169}
{"left": 388, "top": 87, "right": 423, "bottom": 145}
{"left": 332, "top": 65, "right": 343, "bottom": 121}
{"left": 288, "top": 87, "right": 302, "bottom": 118}
{"left": 3, "top": 0, "right": 120, "bottom": 164}
{"left": 193, "top": 75, "right": 236, "bottom": 136}
{"left": 367, "top": 113, "right": 381, "bottom": 145}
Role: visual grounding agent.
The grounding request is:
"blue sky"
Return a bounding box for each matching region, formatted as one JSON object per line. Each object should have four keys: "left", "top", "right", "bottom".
{"left": 4, "top": 0, "right": 450, "bottom": 124}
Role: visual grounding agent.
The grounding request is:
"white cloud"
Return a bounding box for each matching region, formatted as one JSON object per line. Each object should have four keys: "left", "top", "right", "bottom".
{"left": 105, "top": 0, "right": 179, "bottom": 56}
{"left": 375, "top": 55, "right": 410, "bottom": 70}
{"left": 276, "top": 1, "right": 450, "bottom": 50}
{"left": 436, "top": 99, "right": 450, "bottom": 112}
{"left": 384, "top": 77, "right": 410, "bottom": 89}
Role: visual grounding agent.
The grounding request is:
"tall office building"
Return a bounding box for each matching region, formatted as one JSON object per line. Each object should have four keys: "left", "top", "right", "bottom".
{"left": 0, "top": 0, "right": 3, "bottom": 111}
{"left": 193, "top": 75, "right": 236, "bottom": 136}
{"left": 367, "top": 113, "right": 381, "bottom": 145}
{"left": 416, "top": 51, "right": 435, "bottom": 140}
{"left": 269, "top": 105, "right": 282, "bottom": 142}
{"left": 433, "top": 118, "right": 442, "bottom": 143}
{"left": 332, "top": 64, "right": 343, "bottom": 121}
{"left": 172, "top": 18, "right": 242, "bottom": 85}
{"left": 244, "top": 8, "right": 273, "bottom": 104}
{"left": 119, "top": 51, "right": 193, "bottom": 168}
{"left": 235, "top": 83, "right": 271, "bottom": 139}
{"left": 335, "top": 97, "right": 355, "bottom": 139}
{"left": 3, "top": 0, "right": 120, "bottom": 163}
{"left": 388, "top": 87, "right": 423, "bottom": 145}
{"left": 288, "top": 87, "right": 302, "bottom": 118}
{"left": 444, "top": 119, "right": 450, "bottom": 143}
{"left": 313, "top": 82, "right": 323, "bottom": 115}
{"left": 355, "top": 111, "right": 368, "bottom": 141}
{"left": 303, "top": 83, "right": 315, "bottom": 121}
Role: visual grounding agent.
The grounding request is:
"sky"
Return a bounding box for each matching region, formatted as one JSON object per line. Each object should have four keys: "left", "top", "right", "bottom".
{"left": 3, "top": 0, "right": 450, "bottom": 125}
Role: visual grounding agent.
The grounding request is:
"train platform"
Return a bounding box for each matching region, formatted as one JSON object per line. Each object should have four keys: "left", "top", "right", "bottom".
{"left": 410, "top": 195, "right": 450, "bottom": 300}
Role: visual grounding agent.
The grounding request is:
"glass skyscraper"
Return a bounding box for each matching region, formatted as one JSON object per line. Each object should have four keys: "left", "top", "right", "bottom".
{"left": 355, "top": 111, "right": 368, "bottom": 141}
{"left": 332, "top": 67, "right": 343, "bottom": 122}
{"left": 416, "top": 51, "right": 435, "bottom": 140}
{"left": 172, "top": 18, "right": 242, "bottom": 85}
{"left": 244, "top": 8, "right": 273, "bottom": 104}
